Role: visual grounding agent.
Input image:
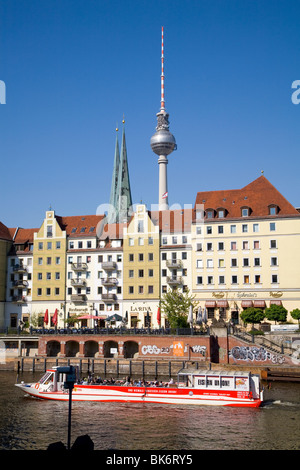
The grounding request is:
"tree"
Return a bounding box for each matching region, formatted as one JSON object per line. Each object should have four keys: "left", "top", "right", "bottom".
{"left": 264, "top": 304, "right": 287, "bottom": 324}
{"left": 160, "top": 288, "right": 197, "bottom": 328}
{"left": 290, "top": 308, "right": 300, "bottom": 328}
{"left": 240, "top": 308, "right": 265, "bottom": 328}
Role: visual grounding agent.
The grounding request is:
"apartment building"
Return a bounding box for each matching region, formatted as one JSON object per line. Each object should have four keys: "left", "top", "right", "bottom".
{"left": 0, "top": 222, "right": 13, "bottom": 328}
{"left": 191, "top": 176, "right": 300, "bottom": 323}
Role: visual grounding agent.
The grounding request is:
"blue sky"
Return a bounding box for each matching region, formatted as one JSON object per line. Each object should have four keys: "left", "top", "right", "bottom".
{"left": 1, "top": 0, "right": 300, "bottom": 228}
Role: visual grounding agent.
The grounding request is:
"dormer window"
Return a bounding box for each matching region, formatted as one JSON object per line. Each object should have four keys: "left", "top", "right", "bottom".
{"left": 268, "top": 205, "right": 279, "bottom": 215}
{"left": 241, "top": 206, "right": 251, "bottom": 217}
{"left": 206, "top": 209, "right": 215, "bottom": 219}
{"left": 217, "top": 208, "right": 226, "bottom": 218}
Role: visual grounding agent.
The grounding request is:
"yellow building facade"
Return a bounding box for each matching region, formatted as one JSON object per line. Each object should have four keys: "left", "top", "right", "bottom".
{"left": 123, "top": 205, "right": 160, "bottom": 327}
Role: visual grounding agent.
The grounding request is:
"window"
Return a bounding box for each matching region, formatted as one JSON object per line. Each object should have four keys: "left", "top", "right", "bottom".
{"left": 231, "top": 258, "right": 237, "bottom": 267}
{"left": 270, "top": 222, "right": 276, "bottom": 231}
{"left": 271, "top": 257, "right": 278, "bottom": 266}
{"left": 206, "top": 226, "right": 212, "bottom": 234}
{"left": 196, "top": 227, "right": 202, "bottom": 235}
{"left": 148, "top": 253, "right": 154, "bottom": 261}
{"left": 218, "top": 210, "right": 225, "bottom": 218}
{"left": 253, "top": 224, "right": 259, "bottom": 233}
{"left": 230, "top": 225, "right": 236, "bottom": 233}
{"left": 129, "top": 286, "right": 134, "bottom": 294}
{"left": 129, "top": 270, "right": 134, "bottom": 278}
{"left": 254, "top": 258, "right": 260, "bottom": 266}
{"left": 47, "top": 226, "right": 53, "bottom": 237}
{"left": 255, "top": 275, "right": 261, "bottom": 284}
{"left": 129, "top": 254, "right": 134, "bottom": 262}
{"left": 89, "top": 226, "right": 95, "bottom": 232}
{"left": 129, "top": 238, "right": 134, "bottom": 246}
{"left": 162, "top": 285, "right": 167, "bottom": 293}
{"left": 197, "top": 276, "right": 203, "bottom": 284}
{"left": 148, "top": 236, "right": 153, "bottom": 245}
{"left": 242, "top": 241, "right": 249, "bottom": 250}
{"left": 162, "top": 253, "right": 167, "bottom": 260}
{"left": 37, "top": 288, "right": 42, "bottom": 296}
{"left": 80, "top": 227, "right": 86, "bottom": 233}
{"left": 231, "top": 241, "right": 237, "bottom": 250}
{"left": 56, "top": 241, "right": 61, "bottom": 249}
{"left": 254, "top": 240, "right": 260, "bottom": 250}
{"left": 206, "top": 211, "right": 214, "bottom": 219}
{"left": 182, "top": 236, "right": 187, "bottom": 243}
{"left": 138, "top": 269, "right": 144, "bottom": 278}
{"left": 196, "top": 243, "right": 202, "bottom": 252}
{"left": 148, "top": 285, "right": 154, "bottom": 294}
{"left": 138, "top": 237, "right": 144, "bottom": 246}
{"left": 162, "top": 269, "right": 167, "bottom": 277}
{"left": 38, "top": 242, "right": 43, "bottom": 250}
{"left": 46, "top": 272, "right": 51, "bottom": 280}
{"left": 47, "top": 257, "right": 51, "bottom": 265}
{"left": 87, "top": 241, "right": 92, "bottom": 248}
{"left": 98, "top": 255, "right": 103, "bottom": 262}
{"left": 244, "top": 275, "right": 250, "bottom": 284}
{"left": 182, "top": 252, "right": 187, "bottom": 260}
{"left": 55, "top": 288, "right": 60, "bottom": 295}
{"left": 232, "top": 275, "right": 238, "bottom": 284}
{"left": 55, "top": 272, "right": 60, "bottom": 280}
{"left": 218, "top": 225, "right": 224, "bottom": 234}
{"left": 197, "top": 259, "right": 203, "bottom": 268}
{"left": 207, "top": 259, "right": 213, "bottom": 268}
{"left": 207, "top": 276, "right": 214, "bottom": 284}
{"left": 47, "top": 242, "right": 52, "bottom": 250}
{"left": 207, "top": 243, "right": 213, "bottom": 251}
{"left": 272, "top": 274, "right": 278, "bottom": 283}
{"left": 241, "top": 208, "right": 249, "bottom": 217}
{"left": 138, "top": 286, "right": 144, "bottom": 294}
{"left": 219, "top": 276, "right": 225, "bottom": 284}
{"left": 148, "top": 269, "right": 154, "bottom": 277}
{"left": 162, "top": 237, "right": 167, "bottom": 245}
{"left": 38, "top": 273, "right": 42, "bottom": 280}
{"left": 269, "top": 205, "right": 278, "bottom": 215}
{"left": 172, "top": 236, "right": 177, "bottom": 244}
{"left": 139, "top": 253, "right": 144, "bottom": 261}
{"left": 38, "top": 257, "right": 43, "bottom": 265}
{"left": 137, "top": 221, "right": 144, "bottom": 233}
{"left": 218, "top": 259, "right": 225, "bottom": 268}
{"left": 242, "top": 224, "right": 248, "bottom": 233}
{"left": 218, "top": 242, "right": 224, "bottom": 251}
{"left": 243, "top": 258, "right": 249, "bottom": 267}
{"left": 78, "top": 241, "right": 82, "bottom": 249}
{"left": 46, "top": 288, "right": 51, "bottom": 296}
{"left": 270, "top": 240, "right": 277, "bottom": 249}
{"left": 55, "top": 257, "right": 60, "bottom": 265}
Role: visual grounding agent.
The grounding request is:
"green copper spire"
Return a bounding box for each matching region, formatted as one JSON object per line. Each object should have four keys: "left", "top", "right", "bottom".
{"left": 116, "top": 119, "right": 132, "bottom": 222}
{"left": 109, "top": 126, "right": 120, "bottom": 209}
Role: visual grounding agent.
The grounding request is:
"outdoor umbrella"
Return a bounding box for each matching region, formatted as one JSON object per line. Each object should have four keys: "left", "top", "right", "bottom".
{"left": 44, "top": 309, "right": 48, "bottom": 325}
{"left": 106, "top": 314, "right": 123, "bottom": 322}
{"left": 203, "top": 308, "right": 207, "bottom": 323}
{"left": 157, "top": 307, "right": 161, "bottom": 325}
{"left": 188, "top": 305, "right": 193, "bottom": 325}
{"left": 52, "top": 309, "right": 58, "bottom": 326}
{"left": 196, "top": 307, "right": 202, "bottom": 324}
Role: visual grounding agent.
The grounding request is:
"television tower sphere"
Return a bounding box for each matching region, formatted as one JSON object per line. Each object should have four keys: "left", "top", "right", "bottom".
{"left": 150, "top": 110, "right": 177, "bottom": 156}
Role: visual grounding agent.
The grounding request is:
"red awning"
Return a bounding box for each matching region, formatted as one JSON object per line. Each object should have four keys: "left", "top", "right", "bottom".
{"left": 241, "top": 300, "right": 253, "bottom": 308}
{"left": 253, "top": 300, "right": 266, "bottom": 308}
{"left": 270, "top": 300, "right": 282, "bottom": 306}
{"left": 205, "top": 301, "right": 216, "bottom": 308}
{"left": 217, "top": 300, "right": 229, "bottom": 308}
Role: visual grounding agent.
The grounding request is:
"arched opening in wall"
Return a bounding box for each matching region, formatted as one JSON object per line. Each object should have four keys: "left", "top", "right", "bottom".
{"left": 123, "top": 341, "right": 139, "bottom": 358}
{"left": 103, "top": 340, "right": 118, "bottom": 358}
{"left": 66, "top": 340, "right": 79, "bottom": 357}
{"left": 84, "top": 340, "right": 99, "bottom": 357}
{"left": 46, "top": 340, "right": 61, "bottom": 357}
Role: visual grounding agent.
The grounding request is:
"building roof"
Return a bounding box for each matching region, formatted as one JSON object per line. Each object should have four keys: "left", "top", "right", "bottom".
{"left": 194, "top": 176, "right": 299, "bottom": 220}
{"left": 0, "top": 222, "right": 13, "bottom": 242}
{"left": 56, "top": 215, "right": 105, "bottom": 237}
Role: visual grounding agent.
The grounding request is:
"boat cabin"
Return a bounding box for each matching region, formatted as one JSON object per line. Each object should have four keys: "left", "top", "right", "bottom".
{"left": 177, "top": 369, "right": 261, "bottom": 398}
{"left": 36, "top": 367, "right": 80, "bottom": 392}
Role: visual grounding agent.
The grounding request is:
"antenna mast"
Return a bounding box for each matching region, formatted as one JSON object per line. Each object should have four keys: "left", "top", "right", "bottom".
{"left": 161, "top": 26, "right": 165, "bottom": 111}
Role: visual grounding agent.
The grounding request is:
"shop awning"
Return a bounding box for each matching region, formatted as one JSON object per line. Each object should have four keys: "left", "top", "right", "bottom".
{"left": 241, "top": 300, "right": 253, "bottom": 308}
{"left": 217, "top": 300, "right": 229, "bottom": 308}
{"left": 253, "top": 300, "right": 266, "bottom": 308}
{"left": 270, "top": 300, "right": 282, "bottom": 306}
{"left": 205, "top": 301, "right": 216, "bottom": 308}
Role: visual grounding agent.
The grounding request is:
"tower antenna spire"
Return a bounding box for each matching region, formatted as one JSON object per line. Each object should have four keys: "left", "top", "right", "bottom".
{"left": 161, "top": 26, "right": 165, "bottom": 111}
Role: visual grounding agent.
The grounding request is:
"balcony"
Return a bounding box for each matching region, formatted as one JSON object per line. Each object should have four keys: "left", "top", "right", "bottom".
{"left": 102, "top": 261, "right": 117, "bottom": 270}
{"left": 166, "top": 276, "right": 183, "bottom": 285}
{"left": 166, "top": 259, "right": 183, "bottom": 269}
{"left": 71, "top": 278, "right": 86, "bottom": 287}
{"left": 13, "top": 265, "right": 28, "bottom": 273}
{"left": 13, "top": 280, "right": 29, "bottom": 288}
{"left": 71, "top": 263, "right": 88, "bottom": 271}
{"left": 101, "top": 277, "right": 118, "bottom": 286}
{"left": 102, "top": 293, "right": 117, "bottom": 302}
{"left": 12, "top": 295, "right": 27, "bottom": 304}
{"left": 71, "top": 294, "right": 86, "bottom": 302}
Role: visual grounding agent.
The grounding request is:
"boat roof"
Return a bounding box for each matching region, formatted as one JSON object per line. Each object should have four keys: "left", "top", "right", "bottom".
{"left": 178, "top": 368, "right": 251, "bottom": 377}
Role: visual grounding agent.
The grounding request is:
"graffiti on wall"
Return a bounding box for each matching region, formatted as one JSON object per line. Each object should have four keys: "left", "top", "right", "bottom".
{"left": 141, "top": 343, "right": 207, "bottom": 357}
{"left": 229, "top": 345, "right": 286, "bottom": 364}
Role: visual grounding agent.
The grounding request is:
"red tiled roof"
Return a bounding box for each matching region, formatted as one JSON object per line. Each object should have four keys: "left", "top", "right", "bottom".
{"left": 194, "top": 176, "right": 299, "bottom": 219}
{"left": 14, "top": 228, "right": 38, "bottom": 243}
{"left": 56, "top": 215, "right": 105, "bottom": 237}
{"left": 150, "top": 209, "right": 193, "bottom": 233}
{"left": 0, "top": 222, "right": 13, "bottom": 241}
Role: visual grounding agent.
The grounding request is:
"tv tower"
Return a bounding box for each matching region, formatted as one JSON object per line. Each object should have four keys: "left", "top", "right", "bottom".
{"left": 150, "top": 27, "right": 177, "bottom": 210}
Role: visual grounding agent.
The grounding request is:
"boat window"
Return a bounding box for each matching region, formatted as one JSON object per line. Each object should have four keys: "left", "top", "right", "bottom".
{"left": 39, "top": 372, "right": 52, "bottom": 384}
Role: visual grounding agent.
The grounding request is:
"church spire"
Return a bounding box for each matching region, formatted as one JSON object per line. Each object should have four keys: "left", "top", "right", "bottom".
{"left": 116, "top": 118, "right": 132, "bottom": 222}
{"left": 107, "top": 126, "right": 120, "bottom": 223}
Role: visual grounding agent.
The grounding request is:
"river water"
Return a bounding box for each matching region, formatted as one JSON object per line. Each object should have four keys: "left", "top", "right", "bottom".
{"left": 0, "top": 370, "right": 299, "bottom": 451}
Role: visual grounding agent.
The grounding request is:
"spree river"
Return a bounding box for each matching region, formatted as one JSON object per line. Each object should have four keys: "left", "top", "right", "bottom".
{"left": 0, "top": 371, "right": 299, "bottom": 451}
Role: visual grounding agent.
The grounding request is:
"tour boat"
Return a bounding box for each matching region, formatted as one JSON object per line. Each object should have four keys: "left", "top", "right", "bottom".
{"left": 15, "top": 366, "right": 263, "bottom": 407}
